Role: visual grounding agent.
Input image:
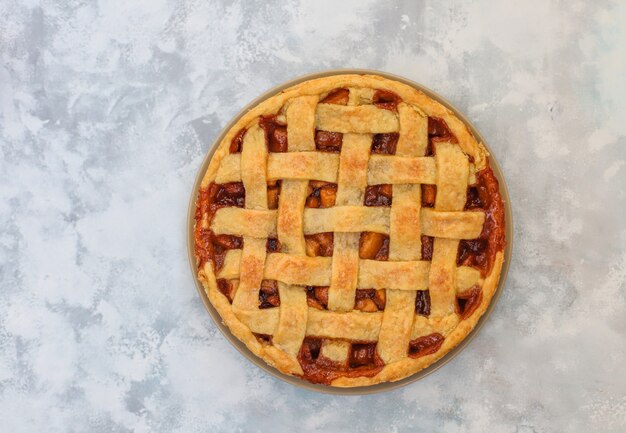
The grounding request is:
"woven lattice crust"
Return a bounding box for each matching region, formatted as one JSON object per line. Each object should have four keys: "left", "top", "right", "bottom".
{"left": 194, "top": 74, "right": 505, "bottom": 387}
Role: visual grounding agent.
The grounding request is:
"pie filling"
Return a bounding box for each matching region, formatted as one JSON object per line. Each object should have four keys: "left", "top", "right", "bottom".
{"left": 297, "top": 338, "right": 385, "bottom": 385}
{"left": 194, "top": 83, "right": 506, "bottom": 385}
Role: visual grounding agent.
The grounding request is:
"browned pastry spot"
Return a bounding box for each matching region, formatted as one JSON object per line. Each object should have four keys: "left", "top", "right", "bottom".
{"left": 354, "top": 289, "right": 386, "bottom": 312}
{"left": 229, "top": 127, "right": 246, "bottom": 153}
{"left": 305, "top": 233, "right": 334, "bottom": 257}
{"left": 408, "top": 333, "right": 444, "bottom": 358}
{"left": 371, "top": 133, "right": 398, "bottom": 155}
{"left": 456, "top": 286, "right": 482, "bottom": 319}
{"left": 372, "top": 89, "right": 401, "bottom": 111}
{"left": 321, "top": 88, "right": 349, "bottom": 105}
{"left": 306, "top": 181, "right": 337, "bottom": 208}
{"left": 259, "top": 280, "right": 280, "bottom": 309}
{"left": 415, "top": 290, "right": 431, "bottom": 316}
{"left": 306, "top": 286, "right": 329, "bottom": 310}
{"left": 315, "top": 130, "right": 343, "bottom": 152}
{"left": 260, "top": 115, "right": 288, "bottom": 152}
{"left": 457, "top": 167, "right": 506, "bottom": 276}
{"left": 364, "top": 184, "right": 393, "bottom": 206}
{"left": 359, "top": 232, "right": 389, "bottom": 260}
{"left": 421, "top": 184, "right": 436, "bottom": 207}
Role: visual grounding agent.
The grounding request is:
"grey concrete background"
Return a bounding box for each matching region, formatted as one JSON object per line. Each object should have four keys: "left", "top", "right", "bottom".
{"left": 0, "top": 1, "right": 624, "bottom": 432}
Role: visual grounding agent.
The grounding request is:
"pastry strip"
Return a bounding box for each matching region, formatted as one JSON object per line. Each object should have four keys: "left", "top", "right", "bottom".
{"left": 277, "top": 180, "right": 308, "bottom": 255}
{"left": 367, "top": 156, "right": 436, "bottom": 185}
{"left": 316, "top": 104, "right": 399, "bottom": 133}
{"left": 218, "top": 251, "right": 480, "bottom": 291}
{"left": 428, "top": 142, "right": 469, "bottom": 317}
{"left": 268, "top": 153, "right": 339, "bottom": 182}
{"left": 231, "top": 237, "right": 267, "bottom": 311}
{"left": 273, "top": 283, "right": 308, "bottom": 357}
{"left": 377, "top": 108, "right": 427, "bottom": 363}
{"left": 240, "top": 124, "right": 268, "bottom": 209}
{"left": 286, "top": 95, "right": 318, "bottom": 151}
{"left": 217, "top": 153, "right": 436, "bottom": 185}
{"left": 271, "top": 96, "right": 320, "bottom": 361}
{"left": 328, "top": 133, "right": 371, "bottom": 311}
{"left": 212, "top": 207, "right": 483, "bottom": 240}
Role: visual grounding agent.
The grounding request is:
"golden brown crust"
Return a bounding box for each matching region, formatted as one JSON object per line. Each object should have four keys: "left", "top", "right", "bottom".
{"left": 331, "top": 252, "right": 503, "bottom": 386}
{"left": 194, "top": 74, "right": 505, "bottom": 387}
{"left": 200, "top": 74, "right": 488, "bottom": 190}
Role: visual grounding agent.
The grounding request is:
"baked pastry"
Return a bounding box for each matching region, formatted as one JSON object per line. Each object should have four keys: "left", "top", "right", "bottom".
{"left": 193, "top": 74, "right": 506, "bottom": 387}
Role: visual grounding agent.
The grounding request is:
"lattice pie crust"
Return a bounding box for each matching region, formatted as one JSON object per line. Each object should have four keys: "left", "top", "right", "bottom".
{"left": 194, "top": 74, "right": 505, "bottom": 387}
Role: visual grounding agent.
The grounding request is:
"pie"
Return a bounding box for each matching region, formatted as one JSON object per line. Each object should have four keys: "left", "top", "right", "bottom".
{"left": 193, "top": 74, "right": 506, "bottom": 387}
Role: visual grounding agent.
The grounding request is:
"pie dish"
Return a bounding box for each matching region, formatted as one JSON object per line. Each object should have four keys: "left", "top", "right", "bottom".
{"left": 193, "top": 73, "right": 506, "bottom": 387}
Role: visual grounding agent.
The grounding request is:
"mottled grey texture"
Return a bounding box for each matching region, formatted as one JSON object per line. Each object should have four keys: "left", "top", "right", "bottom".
{"left": 0, "top": 1, "right": 624, "bottom": 432}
